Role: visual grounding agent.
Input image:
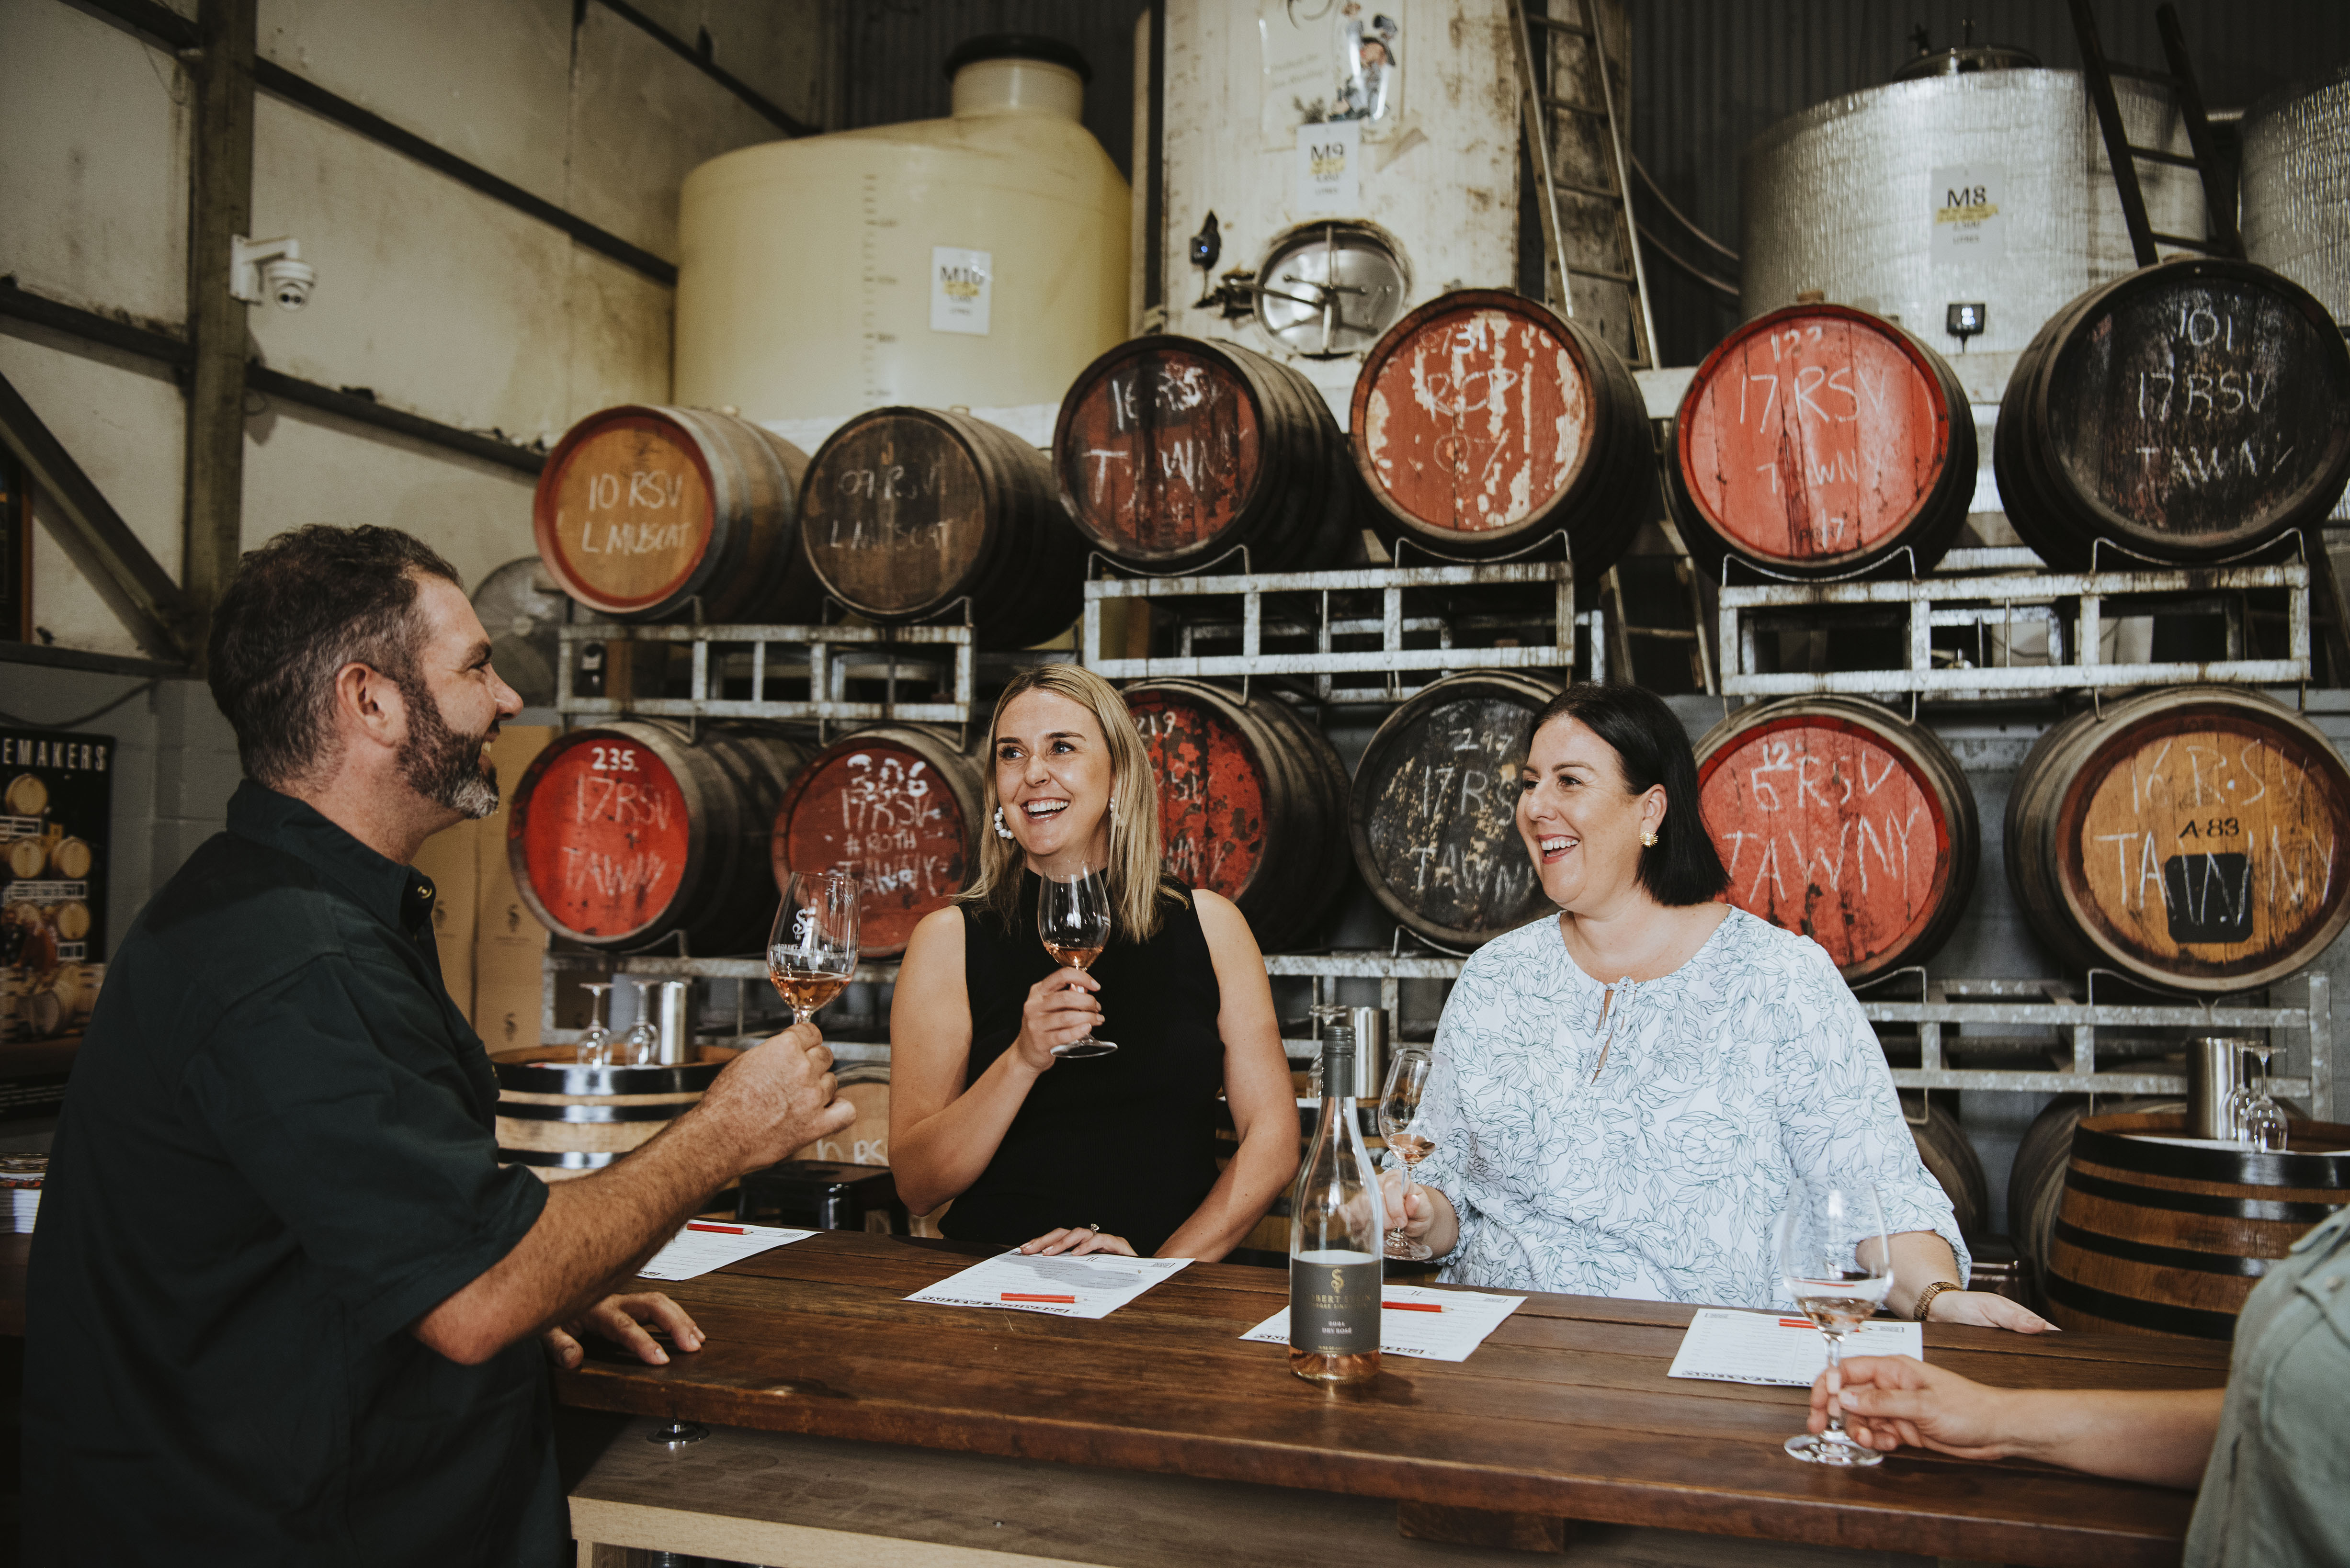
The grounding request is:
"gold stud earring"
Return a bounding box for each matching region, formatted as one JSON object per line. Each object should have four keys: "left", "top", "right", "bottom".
{"left": 1640, "top": 829, "right": 1658, "bottom": 847}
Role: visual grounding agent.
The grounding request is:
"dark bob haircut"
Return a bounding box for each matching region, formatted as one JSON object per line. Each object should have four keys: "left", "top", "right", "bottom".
{"left": 207, "top": 525, "right": 462, "bottom": 790}
{"left": 1522, "top": 681, "right": 1729, "bottom": 907}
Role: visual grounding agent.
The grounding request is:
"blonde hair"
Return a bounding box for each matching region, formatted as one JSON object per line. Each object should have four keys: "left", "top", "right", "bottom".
{"left": 959, "top": 665, "right": 1172, "bottom": 942}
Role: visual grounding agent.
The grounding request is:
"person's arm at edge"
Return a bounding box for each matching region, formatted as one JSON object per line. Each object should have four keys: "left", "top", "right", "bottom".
{"left": 1810, "top": 1354, "right": 2224, "bottom": 1489}
{"left": 414, "top": 1021, "right": 851, "bottom": 1365}
{"left": 1156, "top": 891, "right": 1300, "bottom": 1261}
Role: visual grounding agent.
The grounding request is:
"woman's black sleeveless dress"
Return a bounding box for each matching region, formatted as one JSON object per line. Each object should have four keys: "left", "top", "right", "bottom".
{"left": 940, "top": 874, "right": 1226, "bottom": 1256}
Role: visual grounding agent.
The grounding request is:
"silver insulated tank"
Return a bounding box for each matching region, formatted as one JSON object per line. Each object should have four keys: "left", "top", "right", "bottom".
{"left": 2242, "top": 65, "right": 2350, "bottom": 328}
{"left": 1740, "top": 68, "right": 2204, "bottom": 357}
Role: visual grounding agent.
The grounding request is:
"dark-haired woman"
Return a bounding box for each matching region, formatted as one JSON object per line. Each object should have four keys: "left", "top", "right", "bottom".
{"left": 1383, "top": 684, "right": 2050, "bottom": 1330}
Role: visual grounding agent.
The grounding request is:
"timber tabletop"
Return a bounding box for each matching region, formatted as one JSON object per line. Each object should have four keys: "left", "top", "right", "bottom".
{"left": 552, "top": 1231, "right": 2233, "bottom": 1568}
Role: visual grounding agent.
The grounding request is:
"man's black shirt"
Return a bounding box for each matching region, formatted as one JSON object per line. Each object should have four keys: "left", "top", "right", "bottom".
{"left": 25, "top": 781, "right": 560, "bottom": 1566}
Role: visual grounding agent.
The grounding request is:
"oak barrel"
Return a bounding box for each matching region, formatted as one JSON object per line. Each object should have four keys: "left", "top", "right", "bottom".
{"left": 507, "top": 721, "right": 805, "bottom": 952}
{"left": 1694, "top": 698, "right": 1978, "bottom": 985}
{"left": 1910, "top": 1100, "right": 1989, "bottom": 1241}
{"left": 1994, "top": 258, "right": 2350, "bottom": 570}
{"left": 794, "top": 1060, "right": 890, "bottom": 1168}
{"left": 1349, "top": 290, "right": 1651, "bottom": 571}
{"left": 493, "top": 1044, "right": 742, "bottom": 1181}
{"left": 2009, "top": 1094, "right": 2188, "bottom": 1303}
{"left": 1669, "top": 305, "right": 1975, "bottom": 579}
{"left": 2045, "top": 1109, "right": 2350, "bottom": 1337}
{"left": 1054, "top": 335, "right": 1351, "bottom": 574}
{"left": 1124, "top": 681, "right": 1351, "bottom": 953}
{"left": 1347, "top": 672, "right": 1560, "bottom": 951}
{"left": 799, "top": 407, "right": 1086, "bottom": 649}
{"left": 534, "top": 404, "right": 825, "bottom": 622}
{"left": 2006, "top": 686, "right": 2350, "bottom": 994}
{"left": 770, "top": 726, "right": 983, "bottom": 959}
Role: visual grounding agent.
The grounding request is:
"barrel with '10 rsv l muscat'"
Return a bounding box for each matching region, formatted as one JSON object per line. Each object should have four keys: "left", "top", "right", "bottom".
{"left": 1054, "top": 335, "right": 1352, "bottom": 574}
{"left": 1694, "top": 697, "right": 1978, "bottom": 986}
{"left": 2006, "top": 685, "right": 2350, "bottom": 995}
{"left": 506, "top": 721, "right": 803, "bottom": 953}
{"left": 1668, "top": 305, "right": 1975, "bottom": 580}
{"left": 798, "top": 406, "right": 1086, "bottom": 649}
{"left": 533, "top": 405, "right": 827, "bottom": 622}
{"left": 1995, "top": 257, "right": 2350, "bottom": 570}
{"left": 769, "top": 726, "right": 984, "bottom": 960}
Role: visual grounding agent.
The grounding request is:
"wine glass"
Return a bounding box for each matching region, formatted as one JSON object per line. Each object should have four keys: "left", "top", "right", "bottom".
{"left": 576, "top": 981, "right": 613, "bottom": 1068}
{"left": 769, "top": 870, "right": 860, "bottom": 1028}
{"left": 1777, "top": 1179, "right": 1894, "bottom": 1467}
{"left": 1037, "top": 867, "right": 1116, "bottom": 1059}
{"left": 618, "top": 978, "right": 660, "bottom": 1066}
{"left": 2241, "top": 1045, "right": 2290, "bottom": 1153}
{"left": 1377, "top": 1047, "right": 1434, "bottom": 1261}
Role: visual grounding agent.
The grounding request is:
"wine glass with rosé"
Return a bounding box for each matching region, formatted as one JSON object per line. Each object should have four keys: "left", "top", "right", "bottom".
{"left": 768, "top": 870, "right": 860, "bottom": 1028}
{"left": 1037, "top": 866, "right": 1117, "bottom": 1059}
{"left": 1376, "top": 1046, "right": 1435, "bottom": 1261}
{"left": 1777, "top": 1178, "right": 1894, "bottom": 1467}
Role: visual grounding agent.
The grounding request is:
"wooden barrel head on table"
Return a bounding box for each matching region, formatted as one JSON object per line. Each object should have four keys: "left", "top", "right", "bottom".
{"left": 534, "top": 404, "right": 825, "bottom": 622}
{"left": 494, "top": 1045, "right": 741, "bottom": 1180}
{"left": 1350, "top": 290, "right": 1651, "bottom": 574}
{"left": 770, "top": 727, "right": 984, "bottom": 959}
{"left": 799, "top": 407, "right": 1087, "bottom": 650}
{"left": 1669, "top": 305, "right": 1975, "bottom": 579}
{"left": 1124, "top": 681, "right": 1350, "bottom": 953}
{"left": 1348, "top": 672, "right": 1561, "bottom": 951}
{"left": 507, "top": 721, "right": 804, "bottom": 954}
{"left": 1054, "top": 336, "right": 1351, "bottom": 574}
{"left": 1695, "top": 698, "right": 1978, "bottom": 985}
{"left": 2006, "top": 685, "right": 2350, "bottom": 994}
{"left": 1995, "top": 258, "right": 2350, "bottom": 569}
{"left": 2046, "top": 1110, "right": 2350, "bottom": 1338}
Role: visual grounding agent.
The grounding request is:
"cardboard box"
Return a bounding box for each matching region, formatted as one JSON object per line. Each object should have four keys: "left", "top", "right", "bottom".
{"left": 411, "top": 817, "right": 478, "bottom": 1015}
{"left": 473, "top": 726, "right": 554, "bottom": 1050}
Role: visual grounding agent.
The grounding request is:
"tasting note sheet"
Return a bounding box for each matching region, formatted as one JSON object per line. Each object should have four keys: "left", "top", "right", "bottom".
{"left": 638, "top": 1221, "right": 817, "bottom": 1282}
{"left": 1239, "top": 1284, "right": 1526, "bottom": 1362}
{"left": 1667, "top": 1308, "right": 1924, "bottom": 1387}
{"left": 905, "top": 1251, "right": 1195, "bottom": 1319}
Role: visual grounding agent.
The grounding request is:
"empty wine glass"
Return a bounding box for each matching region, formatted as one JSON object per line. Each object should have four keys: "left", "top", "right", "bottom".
{"left": 1038, "top": 867, "right": 1116, "bottom": 1059}
{"left": 576, "top": 981, "right": 613, "bottom": 1068}
{"left": 1377, "top": 1046, "right": 1435, "bottom": 1261}
{"left": 618, "top": 978, "right": 660, "bottom": 1066}
{"left": 2241, "top": 1045, "right": 2291, "bottom": 1153}
{"left": 769, "top": 870, "right": 860, "bottom": 1028}
{"left": 1778, "top": 1179, "right": 1894, "bottom": 1467}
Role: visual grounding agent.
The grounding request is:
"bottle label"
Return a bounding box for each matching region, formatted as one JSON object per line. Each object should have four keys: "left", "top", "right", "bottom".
{"left": 1290, "top": 1252, "right": 1379, "bottom": 1355}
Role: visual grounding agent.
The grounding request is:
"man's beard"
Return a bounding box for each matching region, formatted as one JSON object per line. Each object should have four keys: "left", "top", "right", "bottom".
{"left": 396, "top": 672, "right": 500, "bottom": 820}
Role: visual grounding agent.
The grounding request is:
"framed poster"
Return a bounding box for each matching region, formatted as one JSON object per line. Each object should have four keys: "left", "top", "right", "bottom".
{"left": 0, "top": 730, "right": 112, "bottom": 1117}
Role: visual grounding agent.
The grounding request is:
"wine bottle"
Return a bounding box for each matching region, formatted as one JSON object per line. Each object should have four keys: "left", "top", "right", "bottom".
{"left": 1289, "top": 1020, "right": 1384, "bottom": 1385}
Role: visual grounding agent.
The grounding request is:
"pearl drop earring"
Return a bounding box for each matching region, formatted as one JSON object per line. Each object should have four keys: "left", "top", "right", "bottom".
{"left": 1640, "top": 829, "right": 1658, "bottom": 847}
{"left": 992, "top": 807, "right": 1015, "bottom": 841}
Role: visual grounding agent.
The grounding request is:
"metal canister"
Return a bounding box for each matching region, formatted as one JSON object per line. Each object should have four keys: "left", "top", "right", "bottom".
{"left": 1311, "top": 1004, "right": 1391, "bottom": 1101}
{"left": 2187, "top": 1038, "right": 2258, "bottom": 1140}
{"left": 653, "top": 980, "right": 695, "bottom": 1066}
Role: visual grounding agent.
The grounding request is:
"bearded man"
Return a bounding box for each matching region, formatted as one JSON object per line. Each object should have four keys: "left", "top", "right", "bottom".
{"left": 23, "top": 526, "right": 851, "bottom": 1566}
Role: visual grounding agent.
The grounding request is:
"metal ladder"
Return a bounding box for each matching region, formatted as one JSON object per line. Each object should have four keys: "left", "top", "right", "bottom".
{"left": 1505, "top": 0, "right": 1657, "bottom": 369}
{"left": 1600, "top": 512, "right": 1717, "bottom": 696}
{"left": 2066, "top": 0, "right": 2244, "bottom": 266}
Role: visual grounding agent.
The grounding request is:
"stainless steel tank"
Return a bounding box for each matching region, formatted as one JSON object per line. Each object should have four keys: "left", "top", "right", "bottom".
{"left": 1741, "top": 70, "right": 2205, "bottom": 357}
{"left": 2242, "top": 65, "right": 2350, "bottom": 328}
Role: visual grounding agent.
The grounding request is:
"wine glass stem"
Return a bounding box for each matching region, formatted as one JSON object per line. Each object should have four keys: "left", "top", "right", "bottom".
{"left": 1822, "top": 1332, "right": 1849, "bottom": 1442}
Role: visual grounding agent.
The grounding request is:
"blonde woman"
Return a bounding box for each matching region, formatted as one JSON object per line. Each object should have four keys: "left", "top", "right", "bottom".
{"left": 890, "top": 666, "right": 1299, "bottom": 1259}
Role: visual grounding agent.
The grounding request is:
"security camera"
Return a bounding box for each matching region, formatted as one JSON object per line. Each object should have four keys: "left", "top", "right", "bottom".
{"left": 230, "top": 235, "right": 316, "bottom": 311}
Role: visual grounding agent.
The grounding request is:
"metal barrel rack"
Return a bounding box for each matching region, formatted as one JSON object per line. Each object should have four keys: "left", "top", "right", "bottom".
{"left": 554, "top": 620, "right": 983, "bottom": 728}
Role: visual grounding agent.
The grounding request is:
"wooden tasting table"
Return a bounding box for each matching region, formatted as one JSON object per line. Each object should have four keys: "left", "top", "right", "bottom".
{"left": 538, "top": 1230, "right": 2230, "bottom": 1568}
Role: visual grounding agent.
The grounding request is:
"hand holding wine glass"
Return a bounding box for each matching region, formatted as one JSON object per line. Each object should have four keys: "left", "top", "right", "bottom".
{"left": 1778, "top": 1178, "right": 1894, "bottom": 1467}
{"left": 1377, "top": 1047, "right": 1435, "bottom": 1261}
{"left": 1037, "top": 866, "right": 1117, "bottom": 1059}
{"left": 769, "top": 870, "right": 860, "bottom": 1029}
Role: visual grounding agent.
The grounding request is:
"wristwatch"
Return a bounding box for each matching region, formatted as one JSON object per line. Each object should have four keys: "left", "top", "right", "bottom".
{"left": 1912, "top": 1279, "right": 1962, "bottom": 1321}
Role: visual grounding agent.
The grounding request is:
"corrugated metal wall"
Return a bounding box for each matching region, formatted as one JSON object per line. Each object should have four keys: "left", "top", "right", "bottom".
{"left": 1632, "top": 1, "right": 2350, "bottom": 365}
{"left": 840, "top": 0, "right": 1150, "bottom": 179}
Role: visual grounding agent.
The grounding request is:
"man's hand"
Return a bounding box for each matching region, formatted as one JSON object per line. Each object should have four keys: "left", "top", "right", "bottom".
{"left": 541, "top": 1291, "right": 703, "bottom": 1370}
{"left": 1807, "top": 1354, "right": 2018, "bottom": 1458}
{"left": 691, "top": 1022, "right": 855, "bottom": 1173}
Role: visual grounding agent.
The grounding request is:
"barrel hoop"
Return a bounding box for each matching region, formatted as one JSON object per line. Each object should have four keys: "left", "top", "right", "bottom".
{"left": 495, "top": 1101, "right": 692, "bottom": 1124}
{"left": 499, "top": 1148, "right": 619, "bottom": 1169}
{"left": 492, "top": 1061, "right": 725, "bottom": 1095}
{"left": 2043, "top": 1271, "right": 2239, "bottom": 1339}
{"left": 2050, "top": 1218, "right": 2274, "bottom": 1277}
{"left": 2064, "top": 1168, "right": 2345, "bottom": 1224}
{"left": 2072, "top": 1123, "right": 2350, "bottom": 1187}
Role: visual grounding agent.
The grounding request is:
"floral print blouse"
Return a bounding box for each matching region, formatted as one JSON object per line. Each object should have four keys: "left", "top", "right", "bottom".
{"left": 1407, "top": 906, "right": 1968, "bottom": 1309}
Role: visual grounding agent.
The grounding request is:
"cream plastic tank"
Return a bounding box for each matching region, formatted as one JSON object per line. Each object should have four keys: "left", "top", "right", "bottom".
{"left": 674, "top": 37, "right": 1130, "bottom": 422}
